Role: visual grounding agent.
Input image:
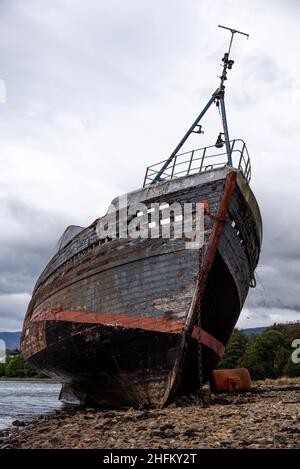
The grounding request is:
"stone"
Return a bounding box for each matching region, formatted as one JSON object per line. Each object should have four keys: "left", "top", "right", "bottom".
{"left": 160, "top": 423, "right": 175, "bottom": 431}
{"left": 12, "top": 420, "right": 26, "bottom": 427}
{"left": 182, "top": 428, "right": 200, "bottom": 438}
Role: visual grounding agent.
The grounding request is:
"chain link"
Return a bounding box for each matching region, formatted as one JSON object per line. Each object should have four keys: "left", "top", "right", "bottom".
{"left": 198, "top": 347, "right": 203, "bottom": 397}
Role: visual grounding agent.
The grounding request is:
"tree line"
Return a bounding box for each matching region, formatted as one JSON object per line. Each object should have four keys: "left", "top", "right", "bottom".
{"left": 0, "top": 352, "right": 45, "bottom": 378}
{"left": 218, "top": 323, "right": 300, "bottom": 379}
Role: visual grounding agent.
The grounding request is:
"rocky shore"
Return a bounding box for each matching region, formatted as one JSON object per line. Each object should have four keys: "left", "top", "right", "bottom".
{"left": 1, "top": 385, "right": 300, "bottom": 449}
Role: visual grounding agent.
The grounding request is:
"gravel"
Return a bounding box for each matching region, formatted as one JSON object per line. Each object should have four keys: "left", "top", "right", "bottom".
{"left": 1, "top": 385, "right": 299, "bottom": 449}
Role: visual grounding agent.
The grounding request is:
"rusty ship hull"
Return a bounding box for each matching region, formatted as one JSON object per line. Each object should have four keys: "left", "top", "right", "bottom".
{"left": 21, "top": 166, "right": 262, "bottom": 407}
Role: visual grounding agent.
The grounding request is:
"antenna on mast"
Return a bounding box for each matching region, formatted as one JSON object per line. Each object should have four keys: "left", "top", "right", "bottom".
{"left": 213, "top": 25, "right": 249, "bottom": 166}
{"left": 216, "top": 25, "right": 249, "bottom": 95}
{"left": 218, "top": 25, "right": 249, "bottom": 55}
{"left": 151, "top": 25, "right": 249, "bottom": 183}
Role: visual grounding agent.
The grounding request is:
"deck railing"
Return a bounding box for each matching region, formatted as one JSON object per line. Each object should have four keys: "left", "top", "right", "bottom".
{"left": 143, "top": 139, "right": 251, "bottom": 187}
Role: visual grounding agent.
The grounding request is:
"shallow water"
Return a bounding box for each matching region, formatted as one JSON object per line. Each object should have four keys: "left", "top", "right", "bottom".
{"left": 0, "top": 380, "right": 62, "bottom": 430}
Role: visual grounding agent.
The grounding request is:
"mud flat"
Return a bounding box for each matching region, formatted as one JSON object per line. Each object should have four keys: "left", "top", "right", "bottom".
{"left": 1, "top": 385, "right": 300, "bottom": 449}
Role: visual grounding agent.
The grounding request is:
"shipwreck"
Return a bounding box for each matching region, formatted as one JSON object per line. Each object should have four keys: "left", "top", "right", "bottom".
{"left": 21, "top": 26, "right": 262, "bottom": 407}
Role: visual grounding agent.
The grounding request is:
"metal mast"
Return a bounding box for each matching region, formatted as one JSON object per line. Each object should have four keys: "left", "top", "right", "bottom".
{"left": 152, "top": 25, "right": 249, "bottom": 183}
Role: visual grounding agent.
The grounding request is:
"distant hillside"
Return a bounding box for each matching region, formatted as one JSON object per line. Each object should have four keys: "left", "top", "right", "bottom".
{"left": 0, "top": 331, "right": 21, "bottom": 350}
{"left": 242, "top": 327, "right": 266, "bottom": 336}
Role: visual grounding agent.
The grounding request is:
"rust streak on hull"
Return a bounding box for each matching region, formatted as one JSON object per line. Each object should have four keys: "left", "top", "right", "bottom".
{"left": 32, "top": 311, "right": 184, "bottom": 333}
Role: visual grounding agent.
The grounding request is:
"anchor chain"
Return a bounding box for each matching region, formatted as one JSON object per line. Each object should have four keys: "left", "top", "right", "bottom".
{"left": 196, "top": 246, "right": 204, "bottom": 404}
{"left": 197, "top": 305, "right": 203, "bottom": 400}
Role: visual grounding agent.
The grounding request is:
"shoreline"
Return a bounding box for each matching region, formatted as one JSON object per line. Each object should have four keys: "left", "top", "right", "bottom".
{"left": 1, "top": 384, "right": 299, "bottom": 449}
{"left": 0, "top": 377, "right": 59, "bottom": 383}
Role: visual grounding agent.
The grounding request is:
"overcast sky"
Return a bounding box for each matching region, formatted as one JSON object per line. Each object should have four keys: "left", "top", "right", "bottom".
{"left": 0, "top": 0, "right": 299, "bottom": 331}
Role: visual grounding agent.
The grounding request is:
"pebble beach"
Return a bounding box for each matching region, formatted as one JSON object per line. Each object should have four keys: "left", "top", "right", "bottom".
{"left": 1, "top": 385, "right": 299, "bottom": 449}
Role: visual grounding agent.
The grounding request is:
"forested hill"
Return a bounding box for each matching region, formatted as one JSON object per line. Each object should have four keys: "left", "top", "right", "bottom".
{"left": 218, "top": 322, "right": 300, "bottom": 379}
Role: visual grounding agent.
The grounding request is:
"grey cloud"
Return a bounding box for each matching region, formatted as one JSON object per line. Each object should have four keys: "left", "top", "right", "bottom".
{"left": 0, "top": 292, "right": 31, "bottom": 332}
{"left": 0, "top": 196, "right": 75, "bottom": 295}
{"left": 244, "top": 185, "right": 300, "bottom": 316}
{"left": 238, "top": 306, "right": 300, "bottom": 329}
{"left": 0, "top": 196, "right": 75, "bottom": 330}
